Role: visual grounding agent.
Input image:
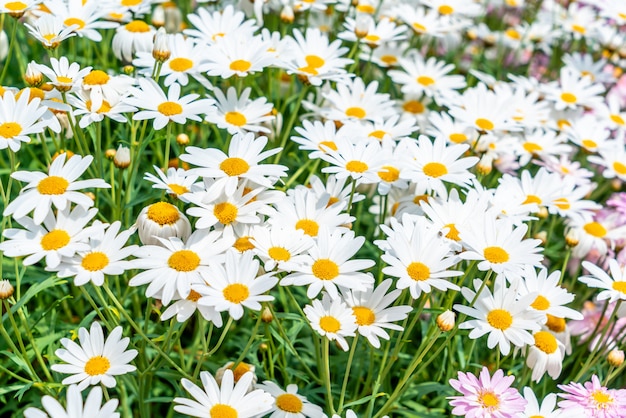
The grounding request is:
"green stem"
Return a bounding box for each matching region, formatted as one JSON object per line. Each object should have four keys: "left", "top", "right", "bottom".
{"left": 0, "top": 18, "right": 18, "bottom": 85}
{"left": 337, "top": 334, "right": 359, "bottom": 414}
{"left": 322, "top": 338, "right": 336, "bottom": 415}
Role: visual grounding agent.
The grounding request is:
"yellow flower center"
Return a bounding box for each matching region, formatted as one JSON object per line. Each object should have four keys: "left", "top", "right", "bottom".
{"left": 531, "top": 295, "right": 550, "bottom": 311}
{"left": 553, "top": 198, "right": 570, "bottom": 210}
{"left": 168, "top": 250, "right": 200, "bottom": 272}
{"left": 571, "top": 24, "right": 586, "bottom": 34}
{"left": 268, "top": 246, "right": 291, "bottom": 262}
{"left": 225, "top": 111, "right": 247, "bottom": 127}
{"left": 581, "top": 139, "right": 597, "bottom": 149}
{"left": 220, "top": 157, "right": 249, "bottom": 176}
{"left": 449, "top": 133, "right": 468, "bottom": 143}
{"left": 0, "top": 122, "right": 22, "bottom": 138}
{"left": 157, "top": 101, "right": 183, "bottom": 116}
{"left": 230, "top": 59, "right": 252, "bottom": 72}
{"left": 37, "top": 176, "right": 69, "bottom": 195}
{"left": 125, "top": 20, "right": 151, "bottom": 32}
{"left": 64, "top": 17, "right": 86, "bottom": 30}
{"left": 40, "top": 229, "right": 71, "bottom": 251}
{"left": 85, "top": 100, "right": 112, "bottom": 114}
{"left": 534, "top": 331, "right": 558, "bottom": 354}
{"left": 275, "top": 393, "right": 303, "bottom": 413}
{"left": 560, "top": 92, "right": 577, "bottom": 104}
{"left": 305, "top": 55, "right": 325, "bottom": 69}
{"left": 611, "top": 114, "right": 625, "bottom": 126}
{"left": 312, "top": 259, "right": 339, "bottom": 280}
{"left": 146, "top": 202, "right": 180, "bottom": 225}
{"left": 483, "top": 246, "right": 509, "bottom": 263}
{"left": 486, "top": 309, "right": 513, "bottom": 330}
{"left": 402, "top": 100, "right": 425, "bottom": 114}
{"left": 167, "top": 183, "right": 189, "bottom": 195}
{"left": 121, "top": 0, "right": 142, "bottom": 5}
{"left": 81, "top": 252, "right": 109, "bottom": 272}
{"left": 318, "top": 141, "right": 337, "bottom": 152}
{"left": 319, "top": 315, "right": 341, "bottom": 333}
{"left": 506, "top": 28, "right": 521, "bottom": 40}
{"left": 345, "top": 160, "right": 368, "bottom": 173}
{"left": 56, "top": 76, "right": 73, "bottom": 84}
{"left": 210, "top": 404, "right": 237, "bottom": 418}
{"left": 345, "top": 106, "right": 366, "bottom": 119}
{"left": 438, "top": 5, "right": 454, "bottom": 14}
{"left": 214, "top": 202, "right": 238, "bottom": 225}
{"left": 222, "top": 283, "right": 249, "bottom": 304}
{"left": 523, "top": 142, "right": 542, "bottom": 153}
{"left": 364, "top": 34, "right": 380, "bottom": 43}
{"left": 356, "top": 4, "right": 375, "bottom": 13}
{"left": 5, "top": 1, "right": 27, "bottom": 11}
{"left": 187, "top": 289, "right": 202, "bottom": 302}
{"left": 84, "top": 355, "right": 111, "bottom": 376}
{"left": 352, "top": 306, "right": 375, "bottom": 326}
{"left": 584, "top": 221, "right": 607, "bottom": 238}
{"left": 169, "top": 57, "right": 193, "bottom": 72}
{"left": 475, "top": 118, "right": 495, "bottom": 131}
{"left": 523, "top": 194, "right": 542, "bottom": 205}
{"left": 295, "top": 219, "right": 319, "bottom": 237}
{"left": 83, "top": 70, "right": 110, "bottom": 85}
{"left": 406, "top": 262, "right": 430, "bottom": 281}
{"left": 591, "top": 390, "right": 612, "bottom": 405}
{"left": 417, "top": 75, "right": 435, "bottom": 86}
{"left": 479, "top": 391, "right": 499, "bottom": 408}
{"left": 233, "top": 236, "right": 255, "bottom": 252}
{"left": 230, "top": 362, "right": 252, "bottom": 381}
{"left": 444, "top": 223, "right": 461, "bottom": 241}
{"left": 613, "top": 162, "right": 626, "bottom": 175}
{"left": 546, "top": 314, "right": 566, "bottom": 333}
{"left": 378, "top": 166, "right": 399, "bottom": 182}
{"left": 412, "top": 22, "right": 426, "bottom": 33}
{"left": 612, "top": 281, "right": 626, "bottom": 294}
{"left": 380, "top": 55, "right": 398, "bottom": 65}
{"left": 423, "top": 162, "right": 448, "bottom": 178}
{"left": 369, "top": 130, "right": 386, "bottom": 140}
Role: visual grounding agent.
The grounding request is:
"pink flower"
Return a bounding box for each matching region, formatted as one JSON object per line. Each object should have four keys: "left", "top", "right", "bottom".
{"left": 448, "top": 367, "right": 526, "bottom": 417}
{"left": 569, "top": 300, "right": 626, "bottom": 351}
{"left": 558, "top": 375, "right": 626, "bottom": 417}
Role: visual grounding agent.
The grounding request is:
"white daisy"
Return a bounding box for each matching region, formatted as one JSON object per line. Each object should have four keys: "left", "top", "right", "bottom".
{"left": 135, "top": 201, "right": 192, "bottom": 246}
{"left": 580, "top": 258, "right": 626, "bottom": 303}
{"left": 160, "top": 289, "right": 223, "bottom": 326}
{"left": 304, "top": 292, "right": 358, "bottom": 351}
{"left": 184, "top": 5, "right": 258, "bottom": 46}
{"left": 24, "top": 14, "right": 76, "bottom": 49}
{"left": 205, "top": 87, "right": 274, "bottom": 135}
{"left": 35, "top": 56, "right": 92, "bottom": 93}
{"left": 256, "top": 381, "right": 325, "bottom": 418}
{"left": 24, "top": 385, "right": 120, "bottom": 418}
{"left": 250, "top": 225, "right": 313, "bottom": 272}
{"left": 205, "top": 33, "right": 275, "bottom": 79}
{"left": 143, "top": 166, "right": 202, "bottom": 202}
{"left": 0, "top": 89, "right": 51, "bottom": 152}
{"left": 526, "top": 330, "right": 566, "bottom": 382}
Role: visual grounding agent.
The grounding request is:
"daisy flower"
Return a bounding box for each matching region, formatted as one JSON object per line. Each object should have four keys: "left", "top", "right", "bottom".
{"left": 111, "top": 19, "right": 155, "bottom": 62}
{"left": 543, "top": 68, "right": 605, "bottom": 111}
{"left": 69, "top": 89, "right": 137, "bottom": 128}
{"left": 143, "top": 166, "right": 202, "bottom": 202}
{"left": 184, "top": 5, "right": 258, "bottom": 46}
{"left": 0, "top": 206, "right": 99, "bottom": 270}
{"left": 281, "top": 228, "right": 375, "bottom": 300}
{"left": 124, "top": 78, "right": 214, "bottom": 130}
{"left": 519, "top": 387, "right": 563, "bottom": 418}
{"left": 304, "top": 293, "right": 357, "bottom": 351}
{"left": 320, "top": 77, "right": 396, "bottom": 124}
{"left": 3, "top": 154, "right": 110, "bottom": 224}
{"left": 53, "top": 221, "right": 138, "bottom": 287}
{"left": 205, "top": 33, "right": 276, "bottom": 79}
{"left": 339, "top": 16, "right": 407, "bottom": 48}
{"left": 342, "top": 279, "right": 412, "bottom": 348}
{"left": 0, "top": 0, "right": 40, "bottom": 17}
{"left": 566, "top": 213, "right": 626, "bottom": 259}
{"left": 180, "top": 132, "right": 287, "bottom": 196}
{"left": 35, "top": 56, "right": 92, "bottom": 93}
{"left": 24, "top": 14, "right": 77, "bottom": 49}
{"left": 206, "top": 87, "right": 273, "bottom": 135}
{"left": 51, "top": 322, "right": 137, "bottom": 391}
{"left": 160, "top": 289, "right": 223, "bottom": 326}
{"left": 129, "top": 230, "right": 234, "bottom": 305}
{"left": 448, "top": 367, "right": 527, "bottom": 417}
{"left": 580, "top": 258, "right": 626, "bottom": 303}
{"left": 557, "top": 375, "right": 626, "bottom": 417}
{"left": 526, "top": 330, "right": 566, "bottom": 382}
{"left": 250, "top": 225, "right": 313, "bottom": 272}
{"left": 320, "top": 137, "right": 386, "bottom": 185}
{"left": 24, "top": 385, "right": 120, "bottom": 418}
{"left": 174, "top": 370, "right": 273, "bottom": 418}
{"left": 135, "top": 201, "right": 192, "bottom": 246}
{"left": 308, "top": 174, "right": 365, "bottom": 208}
{"left": 46, "top": 0, "right": 119, "bottom": 42}
{"left": 256, "top": 381, "right": 325, "bottom": 418}
{"left": 81, "top": 70, "right": 135, "bottom": 108}
{"left": 588, "top": 139, "right": 626, "bottom": 182}
{"left": 194, "top": 250, "right": 277, "bottom": 320}
{"left": 0, "top": 89, "right": 51, "bottom": 152}
{"left": 454, "top": 276, "right": 543, "bottom": 355}
{"left": 291, "top": 119, "right": 344, "bottom": 160}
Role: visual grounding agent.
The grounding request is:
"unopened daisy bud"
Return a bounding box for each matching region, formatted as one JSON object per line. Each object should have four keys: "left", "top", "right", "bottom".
{"left": 137, "top": 202, "right": 191, "bottom": 245}
{"left": 0, "top": 279, "right": 14, "bottom": 299}
{"left": 477, "top": 154, "right": 493, "bottom": 175}
{"left": 259, "top": 343, "right": 268, "bottom": 352}
{"left": 52, "top": 149, "right": 75, "bottom": 161}
{"left": 122, "top": 65, "right": 134, "bottom": 75}
{"left": 153, "top": 27, "right": 170, "bottom": 62}
{"left": 152, "top": 5, "right": 165, "bottom": 27}
{"left": 436, "top": 310, "right": 456, "bottom": 331}
{"left": 534, "top": 231, "right": 547, "bottom": 246}
{"left": 176, "top": 133, "right": 190, "bottom": 146}
{"left": 105, "top": 148, "right": 116, "bottom": 160}
{"left": 216, "top": 362, "right": 257, "bottom": 393}
{"left": 565, "top": 229, "right": 580, "bottom": 247}
{"left": 612, "top": 179, "right": 622, "bottom": 191}
{"left": 537, "top": 207, "right": 549, "bottom": 219}
{"left": 280, "top": 5, "right": 294, "bottom": 23}
{"left": 608, "top": 349, "right": 624, "bottom": 367}
{"left": 164, "top": 3, "right": 183, "bottom": 33}
{"left": 25, "top": 62, "right": 43, "bottom": 87}
{"left": 261, "top": 306, "right": 273, "bottom": 323}
{"left": 354, "top": 13, "right": 372, "bottom": 39}
{"left": 85, "top": 192, "right": 96, "bottom": 201}
{"left": 113, "top": 145, "right": 131, "bottom": 169}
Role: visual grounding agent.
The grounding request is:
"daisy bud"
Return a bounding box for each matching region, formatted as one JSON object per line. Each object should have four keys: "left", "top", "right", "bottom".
{"left": 261, "top": 306, "right": 273, "bottom": 323}
{"left": 52, "top": 150, "right": 75, "bottom": 161}
{"left": 152, "top": 5, "right": 165, "bottom": 27}
{"left": 436, "top": 310, "right": 456, "bottom": 332}
{"left": 85, "top": 192, "right": 96, "bottom": 201}
{"left": 122, "top": 65, "right": 135, "bottom": 75}
{"left": 612, "top": 179, "right": 623, "bottom": 191}
{"left": 164, "top": 4, "right": 183, "bottom": 33}
{"left": 565, "top": 229, "right": 580, "bottom": 247}
{"left": 153, "top": 27, "right": 171, "bottom": 62}
{"left": 176, "top": 133, "right": 190, "bottom": 146}
{"left": 608, "top": 349, "right": 624, "bottom": 367}
{"left": 113, "top": 145, "right": 131, "bottom": 169}
{"left": 533, "top": 231, "right": 547, "bottom": 246}
{"left": 216, "top": 362, "right": 257, "bottom": 393}
{"left": 25, "top": 62, "right": 43, "bottom": 87}
{"left": 280, "top": 5, "right": 294, "bottom": 23}
{"left": 137, "top": 202, "right": 191, "bottom": 246}
{"left": 477, "top": 154, "right": 493, "bottom": 175}
{"left": 354, "top": 13, "right": 372, "bottom": 39}
{"left": 105, "top": 148, "right": 116, "bottom": 160}
{"left": 0, "top": 279, "right": 14, "bottom": 300}
{"left": 537, "top": 207, "right": 549, "bottom": 219}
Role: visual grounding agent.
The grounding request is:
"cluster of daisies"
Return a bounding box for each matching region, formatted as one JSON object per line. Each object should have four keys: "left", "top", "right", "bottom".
{"left": 2, "top": 0, "right": 626, "bottom": 417}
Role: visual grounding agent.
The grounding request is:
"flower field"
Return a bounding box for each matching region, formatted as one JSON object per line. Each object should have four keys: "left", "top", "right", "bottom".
{"left": 1, "top": 0, "right": 626, "bottom": 417}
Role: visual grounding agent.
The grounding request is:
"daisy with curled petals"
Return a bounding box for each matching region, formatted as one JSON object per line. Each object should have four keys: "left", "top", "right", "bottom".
{"left": 24, "top": 385, "right": 120, "bottom": 418}
{"left": 174, "top": 370, "right": 273, "bottom": 418}
{"left": 51, "top": 322, "right": 137, "bottom": 391}
{"left": 448, "top": 367, "right": 527, "bottom": 417}
{"left": 519, "top": 388, "right": 562, "bottom": 418}
{"left": 250, "top": 225, "right": 313, "bottom": 272}
{"left": 580, "top": 258, "right": 626, "bottom": 303}
{"left": 24, "top": 14, "right": 76, "bottom": 49}
{"left": 526, "top": 330, "right": 566, "bottom": 382}
{"left": 124, "top": 78, "right": 214, "bottom": 130}
{"left": 129, "top": 229, "right": 234, "bottom": 305}
{"left": 379, "top": 215, "right": 462, "bottom": 300}
{"left": 281, "top": 228, "right": 375, "bottom": 299}
{"left": 0, "top": 206, "right": 99, "bottom": 270}
{"left": 0, "top": 89, "right": 50, "bottom": 152}
{"left": 111, "top": 20, "right": 155, "bottom": 62}
{"left": 342, "top": 279, "right": 412, "bottom": 349}
{"left": 143, "top": 166, "right": 202, "bottom": 203}
{"left": 181, "top": 132, "right": 287, "bottom": 196}
{"left": 53, "top": 221, "right": 138, "bottom": 287}
{"left": 454, "top": 276, "right": 543, "bottom": 355}
{"left": 304, "top": 293, "right": 357, "bottom": 351}
{"left": 35, "top": 56, "right": 91, "bottom": 93}
{"left": 3, "top": 153, "right": 110, "bottom": 224}
{"left": 205, "top": 33, "right": 276, "bottom": 79}
{"left": 320, "top": 137, "right": 386, "bottom": 185}
{"left": 256, "top": 381, "right": 325, "bottom": 418}
{"left": 557, "top": 375, "right": 626, "bottom": 417}
{"left": 136, "top": 201, "right": 191, "bottom": 246}
{"left": 399, "top": 135, "right": 478, "bottom": 197}
{"left": 205, "top": 87, "right": 274, "bottom": 135}
{"left": 194, "top": 250, "right": 277, "bottom": 320}
{"left": 459, "top": 214, "right": 543, "bottom": 280}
